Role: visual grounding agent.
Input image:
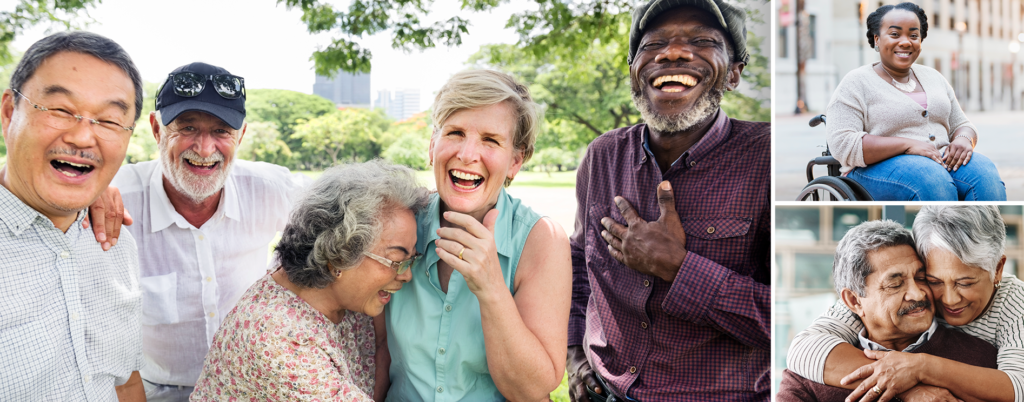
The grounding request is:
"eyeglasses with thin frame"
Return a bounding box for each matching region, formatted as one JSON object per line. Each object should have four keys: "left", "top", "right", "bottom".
{"left": 160, "top": 72, "right": 245, "bottom": 101}
{"left": 363, "top": 251, "right": 420, "bottom": 275}
{"left": 11, "top": 88, "right": 135, "bottom": 139}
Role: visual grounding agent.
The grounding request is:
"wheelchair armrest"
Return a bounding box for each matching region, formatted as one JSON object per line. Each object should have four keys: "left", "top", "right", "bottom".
{"left": 806, "top": 156, "right": 842, "bottom": 182}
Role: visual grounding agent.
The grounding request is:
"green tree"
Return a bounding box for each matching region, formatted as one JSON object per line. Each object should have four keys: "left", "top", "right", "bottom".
{"left": 236, "top": 121, "right": 292, "bottom": 164}
{"left": 246, "top": 89, "right": 337, "bottom": 168}
{"left": 526, "top": 147, "right": 576, "bottom": 176}
{"left": 1, "top": 0, "right": 101, "bottom": 64}
{"left": 124, "top": 80, "right": 161, "bottom": 163}
{"left": 291, "top": 108, "right": 387, "bottom": 168}
{"left": 382, "top": 132, "right": 430, "bottom": 170}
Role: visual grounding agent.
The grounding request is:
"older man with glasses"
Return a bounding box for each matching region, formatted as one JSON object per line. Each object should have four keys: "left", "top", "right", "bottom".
{"left": 97, "top": 61, "right": 309, "bottom": 401}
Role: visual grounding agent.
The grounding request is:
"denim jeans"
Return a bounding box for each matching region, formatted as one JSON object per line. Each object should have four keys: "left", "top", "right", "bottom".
{"left": 847, "top": 153, "right": 1006, "bottom": 201}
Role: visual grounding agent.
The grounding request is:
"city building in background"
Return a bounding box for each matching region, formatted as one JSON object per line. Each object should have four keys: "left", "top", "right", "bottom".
{"left": 772, "top": 205, "right": 1024, "bottom": 389}
{"left": 777, "top": 0, "right": 1024, "bottom": 113}
{"left": 313, "top": 71, "right": 371, "bottom": 108}
{"left": 374, "top": 88, "right": 422, "bottom": 120}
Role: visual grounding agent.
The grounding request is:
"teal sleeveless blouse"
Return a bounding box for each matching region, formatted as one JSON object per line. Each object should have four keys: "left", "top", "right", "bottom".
{"left": 384, "top": 189, "right": 542, "bottom": 402}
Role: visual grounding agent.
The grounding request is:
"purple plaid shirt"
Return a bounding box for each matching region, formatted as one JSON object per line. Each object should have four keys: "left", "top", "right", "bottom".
{"left": 569, "top": 110, "right": 771, "bottom": 401}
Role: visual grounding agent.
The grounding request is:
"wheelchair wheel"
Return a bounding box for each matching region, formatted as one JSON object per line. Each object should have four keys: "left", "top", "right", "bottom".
{"left": 840, "top": 177, "right": 874, "bottom": 201}
{"left": 796, "top": 176, "right": 859, "bottom": 201}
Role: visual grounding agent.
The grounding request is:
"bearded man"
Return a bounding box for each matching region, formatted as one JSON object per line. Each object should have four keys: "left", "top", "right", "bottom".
{"left": 565, "top": 0, "right": 770, "bottom": 401}
{"left": 107, "top": 62, "right": 307, "bottom": 401}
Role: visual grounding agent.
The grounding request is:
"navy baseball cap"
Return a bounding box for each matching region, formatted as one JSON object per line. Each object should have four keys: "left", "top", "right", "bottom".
{"left": 156, "top": 62, "right": 246, "bottom": 129}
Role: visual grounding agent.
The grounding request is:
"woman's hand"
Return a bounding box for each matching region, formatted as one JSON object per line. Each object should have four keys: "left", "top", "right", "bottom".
{"left": 843, "top": 350, "right": 925, "bottom": 402}
{"left": 903, "top": 140, "right": 946, "bottom": 168}
{"left": 434, "top": 209, "right": 506, "bottom": 297}
{"left": 943, "top": 136, "right": 974, "bottom": 172}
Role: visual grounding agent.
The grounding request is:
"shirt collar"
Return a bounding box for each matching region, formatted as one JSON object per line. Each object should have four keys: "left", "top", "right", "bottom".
{"left": 417, "top": 188, "right": 516, "bottom": 264}
{"left": 149, "top": 161, "right": 240, "bottom": 232}
{"left": 639, "top": 109, "right": 732, "bottom": 167}
{"left": 858, "top": 319, "right": 939, "bottom": 352}
{"left": 0, "top": 183, "right": 87, "bottom": 236}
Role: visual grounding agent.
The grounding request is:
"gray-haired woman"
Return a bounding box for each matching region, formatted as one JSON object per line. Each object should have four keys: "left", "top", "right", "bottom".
{"left": 787, "top": 206, "right": 1023, "bottom": 402}
{"left": 190, "top": 160, "right": 429, "bottom": 401}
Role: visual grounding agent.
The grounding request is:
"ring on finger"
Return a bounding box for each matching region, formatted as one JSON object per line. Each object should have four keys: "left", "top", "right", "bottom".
{"left": 872, "top": 385, "right": 882, "bottom": 395}
{"left": 458, "top": 247, "right": 465, "bottom": 260}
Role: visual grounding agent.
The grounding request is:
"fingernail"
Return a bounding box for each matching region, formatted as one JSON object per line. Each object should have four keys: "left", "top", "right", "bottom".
{"left": 111, "top": 238, "right": 118, "bottom": 247}
{"left": 601, "top": 230, "right": 608, "bottom": 238}
{"left": 600, "top": 218, "right": 608, "bottom": 226}
{"left": 660, "top": 181, "right": 671, "bottom": 190}
{"left": 98, "top": 233, "right": 106, "bottom": 242}
{"left": 102, "top": 242, "right": 110, "bottom": 251}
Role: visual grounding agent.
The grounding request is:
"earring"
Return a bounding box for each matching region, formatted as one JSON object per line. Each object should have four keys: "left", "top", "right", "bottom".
{"left": 874, "top": 46, "right": 879, "bottom": 53}
{"left": 995, "top": 282, "right": 1001, "bottom": 289}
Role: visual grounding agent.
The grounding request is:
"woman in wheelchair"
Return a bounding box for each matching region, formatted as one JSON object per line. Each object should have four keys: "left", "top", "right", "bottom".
{"left": 826, "top": 2, "right": 1005, "bottom": 201}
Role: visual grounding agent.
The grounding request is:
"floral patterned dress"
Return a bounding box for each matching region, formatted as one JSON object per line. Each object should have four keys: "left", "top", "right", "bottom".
{"left": 191, "top": 273, "right": 376, "bottom": 401}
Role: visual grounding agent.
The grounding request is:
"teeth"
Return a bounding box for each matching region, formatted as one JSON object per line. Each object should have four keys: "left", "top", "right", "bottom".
{"left": 58, "top": 169, "right": 80, "bottom": 177}
{"left": 188, "top": 159, "right": 217, "bottom": 167}
{"left": 653, "top": 74, "right": 698, "bottom": 88}
{"left": 383, "top": 290, "right": 396, "bottom": 294}
{"left": 451, "top": 170, "right": 482, "bottom": 181}
{"left": 60, "top": 160, "right": 93, "bottom": 169}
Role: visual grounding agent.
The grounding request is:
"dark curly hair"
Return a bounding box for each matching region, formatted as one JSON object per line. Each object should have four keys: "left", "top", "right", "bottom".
{"left": 866, "top": 2, "right": 929, "bottom": 48}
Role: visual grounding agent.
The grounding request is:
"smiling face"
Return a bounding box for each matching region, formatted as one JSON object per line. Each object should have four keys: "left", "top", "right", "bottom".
{"left": 629, "top": 6, "right": 743, "bottom": 134}
{"left": 874, "top": 9, "right": 923, "bottom": 72}
{"left": 925, "top": 248, "right": 1002, "bottom": 326}
{"left": 430, "top": 102, "right": 523, "bottom": 221}
{"left": 155, "top": 110, "right": 245, "bottom": 203}
{"left": 0, "top": 51, "right": 135, "bottom": 230}
{"left": 845, "top": 244, "right": 934, "bottom": 350}
{"left": 331, "top": 207, "right": 417, "bottom": 317}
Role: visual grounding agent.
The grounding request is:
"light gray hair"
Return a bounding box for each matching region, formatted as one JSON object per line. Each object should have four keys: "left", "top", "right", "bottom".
{"left": 10, "top": 31, "right": 144, "bottom": 122}
{"left": 275, "top": 159, "right": 430, "bottom": 289}
{"left": 914, "top": 205, "right": 1006, "bottom": 280}
{"left": 833, "top": 220, "right": 917, "bottom": 297}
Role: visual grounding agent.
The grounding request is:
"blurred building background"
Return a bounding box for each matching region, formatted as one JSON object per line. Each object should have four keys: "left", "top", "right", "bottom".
{"left": 773, "top": 205, "right": 1024, "bottom": 389}
{"left": 313, "top": 70, "right": 372, "bottom": 108}
{"left": 374, "top": 88, "right": 422, "bottom": 120}
{"left": 777, "top": 0, "right": 1024, "bottom": 113}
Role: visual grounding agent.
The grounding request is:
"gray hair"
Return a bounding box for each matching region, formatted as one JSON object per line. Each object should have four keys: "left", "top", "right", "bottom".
{"left": 833, "top": 220, "right": 917, "bottom": 297}
{"left": 9, "top": 31, "right": 144, "bottom": 122}
{"left": 275, "top": 160, "right": 430, "bottom": 289}
{"left": 914, "top": 205, "right": 1006, "bottom": 280}
{"left": 432, "top": 69, "right": 540, "bottom": 186}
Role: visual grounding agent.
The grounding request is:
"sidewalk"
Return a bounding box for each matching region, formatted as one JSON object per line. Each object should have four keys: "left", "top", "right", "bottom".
{"left": 775, "top": 111, "right": 1024, "bottom": 201}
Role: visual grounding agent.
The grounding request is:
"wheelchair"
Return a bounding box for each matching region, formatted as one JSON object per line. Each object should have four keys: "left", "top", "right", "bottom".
{"left": 795, "top": 115, "right": 874, "bottom": 201}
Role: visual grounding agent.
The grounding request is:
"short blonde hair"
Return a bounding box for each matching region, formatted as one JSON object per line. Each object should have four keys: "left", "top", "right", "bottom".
{"left": 432, "top": 70, "right": 539, "bottom": 186}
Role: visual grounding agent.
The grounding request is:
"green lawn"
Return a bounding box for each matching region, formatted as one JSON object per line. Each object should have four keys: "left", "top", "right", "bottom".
{"left": 299, "top": 169, "right": 576, "bottom": 189}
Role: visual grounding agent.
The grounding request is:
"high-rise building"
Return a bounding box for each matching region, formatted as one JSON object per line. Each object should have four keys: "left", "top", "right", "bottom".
{"left": 313, "top": 70, "right": 371, "bottom": 108}
{"left": 374, "top": 88, "right": 422, "bottom": 120}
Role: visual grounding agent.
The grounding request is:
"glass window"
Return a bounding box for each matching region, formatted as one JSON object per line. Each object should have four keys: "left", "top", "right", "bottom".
{"left": 1000, "top": 206, "right": 1023, "bottom": 216}
{"left": 775, "top": 317, "right": 790, "bottom": 369}
{"left": 778, "top": 26, "right": 788, "bottom": 58}
{"left": 833, "top": 208, "right": 869, "bottom": 242}
{"left": 1007, "top": 259, "right": 1018, "bottom": 279}
{"left": 777, "top": 207, "right": 820, "bottom": 241}
{"left": 1007, "top": 224, "right": 1019, "bottom": 246}
{"left": 794, "top": 253, "right": 834, "bottom": 290}
{"left": 905, "top": 210, "right": 918, "bottom": 230}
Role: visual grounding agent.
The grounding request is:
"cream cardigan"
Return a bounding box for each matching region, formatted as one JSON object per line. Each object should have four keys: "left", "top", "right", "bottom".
{"left": 825, "top": 63, "right": 976, "bottom": 173}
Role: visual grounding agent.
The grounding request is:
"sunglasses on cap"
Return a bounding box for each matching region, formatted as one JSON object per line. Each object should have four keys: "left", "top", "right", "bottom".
{"left": 162, "top": 72, "right": 245, "bottom": 100}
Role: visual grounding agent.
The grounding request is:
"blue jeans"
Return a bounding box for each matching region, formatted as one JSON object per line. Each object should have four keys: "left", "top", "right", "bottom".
{"left": 847, "top": 153, "right": 1005, "bottom": 201}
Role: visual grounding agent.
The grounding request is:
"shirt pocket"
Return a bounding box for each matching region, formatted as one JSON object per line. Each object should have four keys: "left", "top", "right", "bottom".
{"left": 681, "top": 218, "right": 751, "bottom": 240}
{"left": 681, "top": 217, "right": 753, "bottom": 273}
{"left": 140, "top": 272, "right": 179, "bottom": 325}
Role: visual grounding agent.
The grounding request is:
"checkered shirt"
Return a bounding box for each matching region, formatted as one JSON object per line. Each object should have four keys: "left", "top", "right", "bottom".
{"left": 0, "top": 185, "right": 142, "bottom": 401}
{"left": 569, "top": 110, "right": 771, "bottom": 401}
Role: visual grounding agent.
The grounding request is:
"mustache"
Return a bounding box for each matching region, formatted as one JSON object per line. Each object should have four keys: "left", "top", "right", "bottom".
{"left": 48, "top": 147, "right": 102, "bottom": 164}
{"left": 898, "top": 299, "right": 932, "bottom": 316}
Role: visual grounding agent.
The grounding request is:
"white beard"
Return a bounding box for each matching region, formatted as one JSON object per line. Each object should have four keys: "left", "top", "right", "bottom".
{"left": 159, "top": 135, "right": 231, "bottom": 204}
{"left": 632, "top": 78, "right": 725, "bottom": 133}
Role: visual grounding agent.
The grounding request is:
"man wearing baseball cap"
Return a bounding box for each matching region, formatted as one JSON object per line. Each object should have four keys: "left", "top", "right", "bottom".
{"left": 108, "top": 62, "right": 308, "bottom": 401}
{"left": 567, "top": 0, "right": 770, "bottom": 401}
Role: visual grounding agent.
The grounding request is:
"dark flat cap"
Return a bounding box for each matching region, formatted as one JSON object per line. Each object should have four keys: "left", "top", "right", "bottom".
{"left": 628, "top": 0, "right": 749, "bottom": 65}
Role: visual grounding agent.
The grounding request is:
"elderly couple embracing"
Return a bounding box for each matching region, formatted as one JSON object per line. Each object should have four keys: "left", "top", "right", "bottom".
{"left": 0, "top": 0, "right": 769, "bottom": 400}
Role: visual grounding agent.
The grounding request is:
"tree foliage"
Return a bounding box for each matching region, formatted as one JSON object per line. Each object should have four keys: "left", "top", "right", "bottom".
{"left": 236, "top": 121, "right": 292, "bottom": 165}
{"left": 290, "top": 107, "right": 389, "bottom": 168}
{"left": 1, "top": 0, "right": 100, "bottom": 64}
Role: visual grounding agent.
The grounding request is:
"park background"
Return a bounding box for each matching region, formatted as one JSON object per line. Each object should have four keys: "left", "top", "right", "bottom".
{"left": 773, "top": 205, "right": 1024, "bottom": 392}
{"left": 775, "top": 0, "right": 1024, "bottom": 201}
{"left": 1, "top": 0, "right": 770, "bottom": 400}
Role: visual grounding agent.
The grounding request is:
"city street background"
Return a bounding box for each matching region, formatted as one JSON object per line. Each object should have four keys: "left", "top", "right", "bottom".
{"left": 775, "top": 111, "right": 1024, "bottom": 201}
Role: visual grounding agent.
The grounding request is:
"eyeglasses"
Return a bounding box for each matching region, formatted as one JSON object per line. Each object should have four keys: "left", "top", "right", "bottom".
{"left": 363, "top": 251, "right": 420, "bottom": 275}
{"left": 12, "top": 88, "right": 135, "bottom": 139}
{"left": 163, "top": 72, "right": 245, "bottom": 100}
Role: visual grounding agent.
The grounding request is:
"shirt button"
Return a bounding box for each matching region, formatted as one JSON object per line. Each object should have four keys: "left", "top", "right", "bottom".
{"left": 629, "top": 366, "right": 637, "bottom": 374}
{"left": 437, "top": 386, "right": 444, "bottom": 393}
{"left": 439, "top": 348, "right": 446, "bottom": 355}
{"left": 706, "top": 226, "right": 715, "bottom": 234}
{"left": 445, "top": 305, "right": 452, "bottom": 312}
{"left": 689, "top": 161, "right": 696, "bottom": 167}
{"left": 60, "top": 251, "right": 70, "bottom": 259}
{"left": 205, "top": 276, "right": 213, "bottom": 282}
{"left": 198, "top": 234, "right": 205, "bottom": 241}
{"left": 641, "top": 322, "right": 648, "bottom": 329}
{"left": 643, "top": 280, "right": 650, "bottom": 287}
{"left": 84, "top": 375, "right": 91, "bottom": 382}
{"left": 71, "top": 312, "right": 79, "bottom": 320}
{"left": 208, "top": 312, "right": 215, "bottom": 318}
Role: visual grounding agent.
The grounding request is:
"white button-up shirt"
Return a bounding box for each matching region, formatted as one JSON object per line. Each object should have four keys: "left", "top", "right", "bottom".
{"left": 112, "top": 159, "right": 307, "bottom": 386}
{"left": 0, "top": 185, "right": 142, "bottom": 401}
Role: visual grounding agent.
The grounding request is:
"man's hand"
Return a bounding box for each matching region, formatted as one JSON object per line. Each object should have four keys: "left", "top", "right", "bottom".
{"left": 600, "top": 181, "right": 687, "bottom": 282}
{"left": 85, "top": 186, "right": 132, "bottom": 251}
{"left": 843, "top": 351, "right": 925, "bottom": 402}
{"left": 567, "top": 345, "right": 600, "bottom": 402}
{"left": 898, "top": 385, "right": 962, "bottom": 402}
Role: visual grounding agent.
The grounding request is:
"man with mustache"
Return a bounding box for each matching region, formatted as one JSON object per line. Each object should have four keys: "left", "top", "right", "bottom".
{"left": 0, "top": 31, "right": 144, "bottom": 400}
{"left": 777, "top": 220, "right": 997, "bottom": 402}
{"left": 566, "top": 0, "right": 770, "bottom": 400}
{"left": 107, "top": 62, "right": 307, "bottom": 401}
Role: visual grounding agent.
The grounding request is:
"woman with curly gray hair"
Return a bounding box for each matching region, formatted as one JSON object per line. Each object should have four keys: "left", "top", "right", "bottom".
{"left": 191, "top": 160, "right": 429, "bottom": 401}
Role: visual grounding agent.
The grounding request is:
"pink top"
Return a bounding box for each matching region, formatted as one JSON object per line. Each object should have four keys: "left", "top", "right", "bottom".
{"left": 191, "top": 274, "right": 376, "bottom": 401}
{"left": 906, "top": 91, "right": 928, "bottom": 109}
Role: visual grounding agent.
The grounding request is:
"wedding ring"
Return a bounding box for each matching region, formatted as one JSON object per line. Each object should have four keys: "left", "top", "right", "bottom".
{"left": 458, "top": 247, "right": 465, "bottom": 260}
{"left": 872, "top": 385, "right": 882, "bottom": 395}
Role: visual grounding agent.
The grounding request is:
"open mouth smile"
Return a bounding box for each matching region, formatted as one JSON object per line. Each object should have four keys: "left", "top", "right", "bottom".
{"left": 51, "top": 159, "right": 95, "bottom": 178}
{"left": 449, "top": 169, "right": 483, "bottom": 190}
{"left": 184, "top": 157, "right": 220, "bottom": 171}
{"left": 378, "top": 288, "right": 399, "bottom": 304}
{"left": 651, "top": 74, "right": 699, "bottom": 93}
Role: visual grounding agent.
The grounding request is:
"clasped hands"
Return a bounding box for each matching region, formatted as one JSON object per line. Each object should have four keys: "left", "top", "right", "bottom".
{"left": 842, "top": 350, "right": 962, "bottom": 402}
{"left": 598, "top": 181, "right": 687, "bottom": 283}
{"left": 904, "top": 135, "right": 973, "bottom": 173}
